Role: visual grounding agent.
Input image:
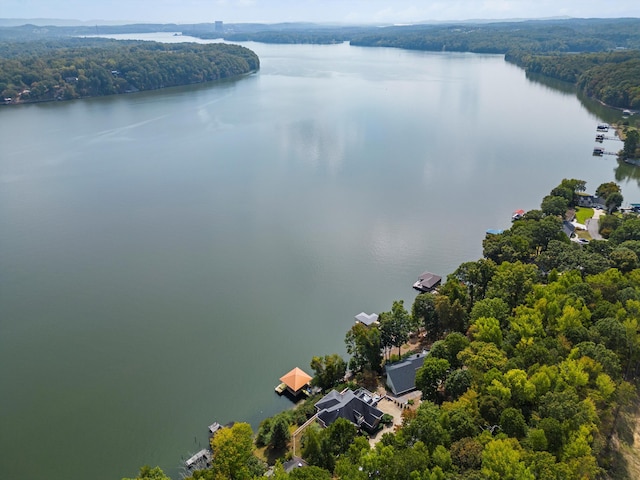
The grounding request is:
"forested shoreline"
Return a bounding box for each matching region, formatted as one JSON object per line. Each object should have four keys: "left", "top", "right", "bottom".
{"left": 1, "top": 18, "right": 639, "bottom": 109}
{"left": 127, "top": 179, "right": 640, "bottom": 480}
{"left": 0, "top": 39, "right": 259, "bottom": 104}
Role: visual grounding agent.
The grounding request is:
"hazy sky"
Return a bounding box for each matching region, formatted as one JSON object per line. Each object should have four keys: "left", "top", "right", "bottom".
{"left": 3, "top": 0, "right": 640, "bottom": 24}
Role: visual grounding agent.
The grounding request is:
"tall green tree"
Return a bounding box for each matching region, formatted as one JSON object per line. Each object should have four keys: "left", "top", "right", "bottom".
{"left": 412, "top": 292, "right": 440, "bottom": 340}
{"left": 310, "top": 354, "right": 347, "bottom": 391}
{"left": 415, "top": 357, "right": 450, "bottom": 402}
{"left": 345, "top": 322, "right": 382, "bottom": 374}
{"left": 379, "top": 300, "right": 411, "bottom": 358}
{"left": 209, "top": 423, "right": 255, "bottom": 480}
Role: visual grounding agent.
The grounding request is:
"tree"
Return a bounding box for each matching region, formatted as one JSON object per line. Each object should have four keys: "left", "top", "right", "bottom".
{"left": 595, "top": 181, "right": 623, "bottom": 212}
{"left": 345, "top": 322, "right": 382, "bottom": 374}
{"left": 412, "top": 292, "right": 440, "bottom": 339}
{"left": 453, "top": 259, "right": 497, "bottom": 308}
{"left": 444, "top": 368, "right": 472, "bottom": 400}
{"left": 540, "top": 195, "right": 568, "bottom": 217}
{"left": 435, "top": 295, "right": 467, "bottom": 334}
{"left": 609, "top": 247, "right": 638, "bottom": 272}
{"left": 310, "top": 354, "right": 347, "bottom": 391}
{"left": 481, "top": 438, "right": 534, "bottom": 480}
{"left": 605, "top": 191, "right": 623, "bottom": 213}
{"left": 400, "top": 401, "right": 450, "bottom": 451}
{"left": 210, "top": 423, "right": 255, "bottom": 480}
{"left": 269, "top": 416, "right": 291, "bottom": 451}
{"left": 289, "top": 466, "right": 332, "bottom": 480}
{"left": 327, "top": 418, "right": 358, "bottom": 456}
{"left": 379, "top": 300, "right": 411, "bottom": 358}
{"left": 470, "top": 317, "right": 503, "bottom": 347}
{"left": 122, "top": 466, "right": 171, "bottom": 480}
{"left": 623, "top": 129, "right": 639, "bottom": 158}
{"left": 470, "top": 297, "right": 510, "bottom": 328}
{"left": 500, "top": 407, "right": 527, "bottom": 438}
{"left": 415, "top": 356, "right": 450, "bottom": 402}
{"left": 486, "top": 261, "right": 538, "bottom": 310}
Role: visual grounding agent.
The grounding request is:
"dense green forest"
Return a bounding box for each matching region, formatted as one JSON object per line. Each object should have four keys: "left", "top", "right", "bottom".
{"left": 506, "top": 50, "right": 640, "bottom": 110}
{"left": 0, "top": 39, "right": 259, "bottom": 103}
{"left": 126, "top": 179, "right": 640, "bottom": 479}
{"left": 2, "top": 18, "right": 639, "bottom": 109}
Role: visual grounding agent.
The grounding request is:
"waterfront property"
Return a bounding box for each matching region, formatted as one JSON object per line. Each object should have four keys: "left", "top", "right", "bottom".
{"left": 315, "top": 388, "right": 384, "bottom": 434}
{"left": 562, "top": 220, "right": 576, "bottom": 239}
{"left": 185, "top": 449, "right": 212, "bottom": 471}
{"left": 355, "top": 312, "right": 379, "bottom": 327}
{"left": 384, "top": 350, "right": 429, "bottom": 396}
{"left": 276, "top": 367, "right": 313, "bottom": 397}
{"left": 412, "top": 272, "right": 442, "bottom": 293}
{"left": 208, "top": 422, "right": 221, "bottom": 437}
{"left": 512, "top": 209, "right": 525, "bottom": 220}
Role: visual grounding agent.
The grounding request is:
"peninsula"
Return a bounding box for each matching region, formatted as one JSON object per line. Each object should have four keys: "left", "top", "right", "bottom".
{"left": 0, "top": 39, "right": 259, "bottom": 104}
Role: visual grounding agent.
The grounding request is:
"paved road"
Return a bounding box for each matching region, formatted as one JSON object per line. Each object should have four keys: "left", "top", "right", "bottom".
{"left": 586, "top": 209, "right": 604, "bottom": 240}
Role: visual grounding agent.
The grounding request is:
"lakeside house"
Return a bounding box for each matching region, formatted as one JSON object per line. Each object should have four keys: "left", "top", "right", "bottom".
{"left": 562, "top": 220, "right": 576, "bottom": 239}
{"left": 384, "top": 351, "right": 429, "bottom": 396}
{"left": 355, "top": 312, "right": 379, "bottom": 327}
{"left": 315, "top": 388, "right": 384, "bottom": 434}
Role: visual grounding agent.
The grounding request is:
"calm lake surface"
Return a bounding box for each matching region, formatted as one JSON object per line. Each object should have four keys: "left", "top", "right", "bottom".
{"left": 0, "top": 34, "right": 635, "bottom": 480}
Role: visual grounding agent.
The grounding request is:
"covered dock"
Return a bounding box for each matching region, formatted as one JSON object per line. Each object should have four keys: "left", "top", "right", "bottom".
{"left": 277, "top": 367, "right": 313, "bottom": 397}
{"left": 412, "top": 271, "right": 442, "bottom": 293}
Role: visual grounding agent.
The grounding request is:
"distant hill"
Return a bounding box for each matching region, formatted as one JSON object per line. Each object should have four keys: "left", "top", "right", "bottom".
{"left": 0, "top": 18, "right": 135, "bottom": 27}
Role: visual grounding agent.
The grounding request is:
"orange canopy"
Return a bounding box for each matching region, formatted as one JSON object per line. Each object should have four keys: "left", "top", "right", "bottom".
{"left": 280, "top": 367, "right": 312, "bottom": 392}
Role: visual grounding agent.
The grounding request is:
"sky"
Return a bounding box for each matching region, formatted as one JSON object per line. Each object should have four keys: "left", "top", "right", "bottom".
{"left": 2, "top": 0, "right": 640, "bottom": 25}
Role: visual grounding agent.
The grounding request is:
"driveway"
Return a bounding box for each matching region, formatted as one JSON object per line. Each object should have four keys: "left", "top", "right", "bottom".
{"left": 585, "top": 208, "right": 604, "bottom": 241}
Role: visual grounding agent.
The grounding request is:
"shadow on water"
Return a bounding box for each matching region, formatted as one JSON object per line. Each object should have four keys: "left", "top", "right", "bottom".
{"left": 525, "top": 71, "right": 635, "bottom": 126}
{"left": 614, "top": 159, "right": 640, "bottom": 190}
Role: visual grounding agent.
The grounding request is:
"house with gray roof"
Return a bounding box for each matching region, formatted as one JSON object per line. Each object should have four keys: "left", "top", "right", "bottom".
{"left": 384, "top": 350, "right": 429, "bottom": 396}
{"left": 315, "top": 388, "right": 383, "bottom": 434}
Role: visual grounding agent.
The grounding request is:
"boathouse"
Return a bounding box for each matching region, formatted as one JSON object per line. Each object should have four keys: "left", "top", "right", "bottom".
{"left": 185, "top": 449, "right": 212, "bottom": 471}
{"left": 385, "top": 350, "right": 429, "bottom": 396}
{"left": 355, "top": 312, "right": 379, "bottom": 327}
{"left": 314, "top": 388, "right": 383, "bottom": 434}
{"left": 277, "top": 367, "right": 313, "bottom": 397}
{"left": 413, "top": 272, "right": 442, "bottom": 293}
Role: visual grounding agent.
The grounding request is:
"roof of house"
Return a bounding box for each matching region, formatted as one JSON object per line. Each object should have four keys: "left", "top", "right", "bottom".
{"left": 280, "top": 367, "right": 312, "bottom": 392}
{"left": 315, "top": 388, "right": 383, "bottom": 432}
{"left": 385, "top": 350, "right": 429, "bottom": 396}
{"left": 415, "top": 272, "right": 442, "bottom": 290}
{"left": 355, "top": 312, "right": 379, "bottom": 326}
{"left": 562, "top": 220, "right": 576, "bottom": 238}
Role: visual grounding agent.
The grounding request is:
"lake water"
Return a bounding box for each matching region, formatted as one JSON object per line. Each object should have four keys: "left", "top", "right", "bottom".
{"left": 0, "top": 34, "right": 634, "bottom": 480}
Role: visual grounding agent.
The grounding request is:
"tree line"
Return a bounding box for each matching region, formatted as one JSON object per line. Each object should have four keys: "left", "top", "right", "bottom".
{"left": 0, "top": 39, "right": 259, "bottom": 103}
{"left": 126, "top": 177, "right": 640, "bottom": 479}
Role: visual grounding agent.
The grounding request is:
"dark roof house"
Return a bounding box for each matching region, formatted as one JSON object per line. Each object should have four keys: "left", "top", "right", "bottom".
{"left": 562, "top": 220, "right": 576, "bottom": 239}
{"left": 384, "top": 350, "right": 429, "bottom": 396}
{"left": 315, "top": 388, "right": 383, "bottom": 434}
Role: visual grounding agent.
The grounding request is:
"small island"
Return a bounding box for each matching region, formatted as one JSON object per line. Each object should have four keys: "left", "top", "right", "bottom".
{"left": 0, "top": 39, "right": 259, "bottom": 104}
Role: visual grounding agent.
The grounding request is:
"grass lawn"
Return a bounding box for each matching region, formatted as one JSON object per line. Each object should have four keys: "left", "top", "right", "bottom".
{"left": 575, "top": 207, "right": 594, "bottom": 224}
